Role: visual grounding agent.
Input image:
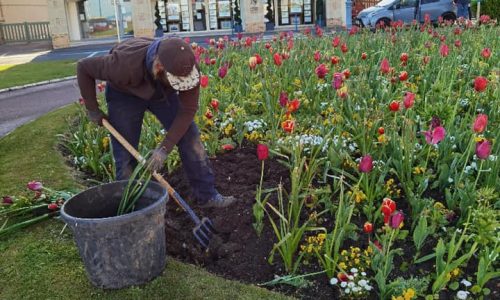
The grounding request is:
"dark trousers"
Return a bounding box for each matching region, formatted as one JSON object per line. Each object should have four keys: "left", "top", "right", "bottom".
{"left": 105, "top": 85, "right": 218, "bottom": 203}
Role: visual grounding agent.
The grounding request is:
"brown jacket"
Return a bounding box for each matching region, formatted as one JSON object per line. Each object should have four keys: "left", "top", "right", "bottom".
{"left": 77, "top": 37, "right": 199, "bottom": 153}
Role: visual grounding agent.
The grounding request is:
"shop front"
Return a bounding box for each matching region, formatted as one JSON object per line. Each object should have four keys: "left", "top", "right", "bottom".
{"left": 261, "top": 0, "right": 326, "bottom": 31}
{"left": 156, "top": 0, "right": 242, "bottom": 33}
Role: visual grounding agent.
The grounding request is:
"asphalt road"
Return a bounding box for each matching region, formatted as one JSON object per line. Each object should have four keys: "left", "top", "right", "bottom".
{"left": 0, "top": 79, "right": 80, "bottom": 137}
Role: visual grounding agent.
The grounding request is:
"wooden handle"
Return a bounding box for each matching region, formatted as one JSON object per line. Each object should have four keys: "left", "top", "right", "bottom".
{"left": 102, "top": 119, "right": 180, "bottom": 207}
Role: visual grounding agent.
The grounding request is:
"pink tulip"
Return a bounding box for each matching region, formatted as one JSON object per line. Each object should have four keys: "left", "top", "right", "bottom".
{"left": 439, "top": 44, "right": 449, "bottom": 57}
{"left": 423, "top": 126, "right": 446, "bottom": 145}
{"left": 473, "top": 114, "right": 488, "bottom": 133}
{"left": 332, "top": 73, "right": 343, "bottom": 90}
{"left": 476, "top": 140, "right": 491, "bottom": 160}
{"left": 218, "top": 65, "right": 228, "bottom": 79}
{"left": 279, "top": 92, "right": 289, "bottom": 107}
{"left": 390, "top": 211, "right": 404, "bottom": 229}
{"left": 2, "top": 196, "right": 13, "bottom": 205}
{"left": 359, "top": 155, "right": 373, "bottom": 173}
{"left": 27, "top": 181, "right": 43, "bottom": 191}
{"left": 257, "top": 144, "right": 269, "bottom": 161}
{"left": 403, "top": 92, "right": 415, "bottom": 109}
{"left": 380, "top": 58, "right": 390, "bottom": 74}
{"left": 315, "top": 64, "right": 329, "bottom": 79}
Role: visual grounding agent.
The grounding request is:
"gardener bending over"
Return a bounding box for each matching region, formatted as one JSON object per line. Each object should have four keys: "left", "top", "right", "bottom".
{"left": 77, "top": 37, "right": 235, "bottom": 208}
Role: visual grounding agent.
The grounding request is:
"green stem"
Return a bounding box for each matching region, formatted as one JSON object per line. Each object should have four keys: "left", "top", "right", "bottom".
{"left": 474, "top": 160, "right": 484, "bottom": 190}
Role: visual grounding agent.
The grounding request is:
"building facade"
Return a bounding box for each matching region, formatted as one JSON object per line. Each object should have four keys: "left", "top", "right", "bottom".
{"left": 0, "top": 0, "right": 351, "bottom": 48}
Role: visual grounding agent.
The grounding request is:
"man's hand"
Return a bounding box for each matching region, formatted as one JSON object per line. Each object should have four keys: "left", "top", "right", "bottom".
{"left": 147, "top": 146, "right": 168, "bottom": 172}
{"left": 87, "top": 109, "right": 106, "bottom": 126}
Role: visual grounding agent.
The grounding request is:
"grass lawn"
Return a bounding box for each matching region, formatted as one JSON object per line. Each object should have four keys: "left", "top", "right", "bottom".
{"left": 0, "top": 60, "right": 77, "bottom": 90}
{"left": 0, "top": 105, "right": 290, "bottom": 300}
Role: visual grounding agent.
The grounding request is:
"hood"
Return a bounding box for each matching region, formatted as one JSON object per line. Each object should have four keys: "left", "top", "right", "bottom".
{"left": 358, "top": 6, "right": 384, "bottom": 18}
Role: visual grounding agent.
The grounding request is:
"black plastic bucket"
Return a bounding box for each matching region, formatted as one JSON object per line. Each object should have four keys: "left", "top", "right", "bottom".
{"left": 60, "top": 180, "right": 168, "bottom": 289}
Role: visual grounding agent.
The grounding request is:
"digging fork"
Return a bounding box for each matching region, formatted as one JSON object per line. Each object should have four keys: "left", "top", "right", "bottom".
{"left": 103, "top": 119, "right": 216, "bottom": 249}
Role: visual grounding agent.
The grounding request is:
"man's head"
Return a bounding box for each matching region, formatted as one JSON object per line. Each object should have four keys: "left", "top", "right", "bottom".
{"left": 152, "top": 38, "right": 200, "bottom": 91}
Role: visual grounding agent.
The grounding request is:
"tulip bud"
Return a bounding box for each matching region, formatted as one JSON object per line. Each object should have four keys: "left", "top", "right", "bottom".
{"left": 359, "top": 155, "right": 373, "bottom": 173}
{"left": 27, "top": 181, "right": 43, "bottom": 191}
{"left": 363, "top": 222, "right": 373, "bottom": 233}
{"left": 248, "top": 56, "right": 258, "bottom": 70}
{"left": 390, "top": 211, "right": 404, "bottom": 229}
{"left": 48, "top": 203, "right": 59, "bottom": 210}
{"left": 200, "top": 75, "right": 209, "bottom": 88}
{"left": 256, "top": 144, "right": 269, "bottom": 160}
{"left": 403, "top": 92, "right": 415, "bottom": 109}
{"left": 2, "top": 196, "right": 13, "bottom": 205}
{"left": 472, "top": 114, "right": 488, "bottom": 133}
{"left": 389, "top": 101, "right": 400, "bottom": 112}
{"left": 378, "top": 127, "right": 385, "bottom": 135}
{"left": 210, "top": 99, "right": 219, "bottom": 111}
{"left": 476, "top": 140, "right": 491, "bottom": 160}
{"left": 474, "top": 76, "right": 488, "bottom": 92}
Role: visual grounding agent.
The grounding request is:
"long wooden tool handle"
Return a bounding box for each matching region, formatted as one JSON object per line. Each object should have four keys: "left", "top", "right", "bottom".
{"left": 102, "top": 119, "right": 180, "bottom": 208}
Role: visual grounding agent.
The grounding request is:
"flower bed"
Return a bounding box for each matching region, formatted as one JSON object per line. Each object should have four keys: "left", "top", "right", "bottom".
{"left": 54, "top": 18, "right": 499, "bottom": 299}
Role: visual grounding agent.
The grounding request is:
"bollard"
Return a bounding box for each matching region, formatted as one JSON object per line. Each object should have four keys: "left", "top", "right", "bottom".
{"left": 345, "top": 0, "right": 353, "bottom": 30}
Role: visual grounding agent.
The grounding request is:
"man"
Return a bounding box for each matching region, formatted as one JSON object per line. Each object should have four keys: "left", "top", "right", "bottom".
{"left": 77, "top": 37, "right": 235, "bottom": 208}
{"left": 455, "top": 0, "right": 470, "bottom": 19}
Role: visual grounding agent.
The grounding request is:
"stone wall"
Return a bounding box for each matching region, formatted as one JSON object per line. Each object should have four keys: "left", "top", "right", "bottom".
{"left": 242, "top": 0, "right": 265, "bottom": 33}
{"left": 131, "top": 0, "right": 155, "bottom": 38}
{"left": 47, "top": 0, "right": 69, "bottom": 49}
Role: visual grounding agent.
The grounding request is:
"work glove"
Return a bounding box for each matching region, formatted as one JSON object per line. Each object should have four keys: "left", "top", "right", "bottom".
{"left": 147, "top": 146, "right": 168, "bottom": 172}
{"left": 87, "top": 109, "right": 106, "bottom": 126}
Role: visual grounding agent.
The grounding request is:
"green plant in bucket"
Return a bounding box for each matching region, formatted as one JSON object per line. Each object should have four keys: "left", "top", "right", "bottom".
{"left": 117, "top": 163, "right": 152, "bottom": 216}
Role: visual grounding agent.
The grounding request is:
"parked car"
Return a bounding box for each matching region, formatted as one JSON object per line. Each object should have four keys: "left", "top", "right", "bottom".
{"left": 355, "top": 0, "right": 457, "bottom": 28}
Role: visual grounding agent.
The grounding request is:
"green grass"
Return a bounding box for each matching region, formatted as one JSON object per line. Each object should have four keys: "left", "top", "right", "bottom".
{"left": 0, "top": 106, "right": 290, "bottom": 299}
{"left": 0, "top": 60, "right": 77, "bottom": 89}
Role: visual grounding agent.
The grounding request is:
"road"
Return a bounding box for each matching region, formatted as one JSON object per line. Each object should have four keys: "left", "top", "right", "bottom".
{"left": 0, "top": 79, "right": 80, "bottom": 137}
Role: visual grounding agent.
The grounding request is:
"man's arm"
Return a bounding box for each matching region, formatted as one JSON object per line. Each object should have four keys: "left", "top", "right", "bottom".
{"left": 77, "top": 55, "right": 113, "bottom": 112}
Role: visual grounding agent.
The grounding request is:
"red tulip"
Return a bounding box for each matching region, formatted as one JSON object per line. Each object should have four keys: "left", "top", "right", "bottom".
{"left": 273, "top": 53, "right": 283, "bottom": 66}
{"left": 439, "top": 44, "right": 449, "bottom": 57}
{"left": 474, "top": 76, "right": 488, "bottom": 92}
{"left": 287, "top": 99, "right": 300, "bottom": 114}
{"left": 359, "top": 155, "right": 373, "bottom": 173}
{"left": 389, "top": 101, "right": 400, "bottom": 112}
{"left": 315, "top": 64, "right": 329, "bottom": 79}
{"left": 454, "top": 40, "right": 462, "bottom": 48}
{"left": 331, "top": 56, "right": 340, "bottom": 65}
{"left": 390, "top": 211, "right": 404, "bottom": 229}
{"left": 403, "top": 92, "right": 415, "bottom": 109}
{"left": 342, "top": 69, "right": 351, "bottom": 79}
{"left": 221, "top": 144, "right": 235, "bottom": 151}
{"left": 481, "top": 48, "right": 491, "bottom": 59}
{"left": 337, "top": 273, "right": 348, "bottom": 282}
{"left": 210, "top": 58, "right": 217, "bottom": 65}
{"left": 423, "top": 126, "right": 446, "bottom": 144}
{"left": 256, "top": 144, "right": 269, "bottom": 160}
{"left": 2, "top": 196, "right": 13, "bottom": 205}
{"left": 454, "top": 27, "right": 462, "bottom": 35}
{"left": 210, "top": 99, "right": 219, "bottom": 111}
{"left": 314, "top": 50, "right": 321, "bottom": 62}
{"left": 200, "top": 75, "right": 209, "bottom": 88}
{"left": 476, "top": 140, "right": 491, "bottom": 160}
{"left": 332, "top": 36, "right": 340, "bottom": 48}
{"left": 398, "top": 71, "right": 408, "bottom": 81}
{"left": 281, "top": 52, "right": 290, "bottom": 60}
{"left": 48, "top": 203, "right": 59, "bottom": 210}
{"left": 400, "top": 53, "right": 408, "bottom": 65}
{"left": 204, "top": 109, "right": 213, "bottom": 119}
{"left": 255, "top": 54, "right": 263, "bottom": 64}
{"left": 381, "top": 198, "right": 396, "bottom": 224}
{"left": 361, "top": 52, "right": 367, "bottom": 60}
{"left": 27, "top": 181, "right": 43, "bottom": 191}
{"left": 378, "top": 127, "right": 385, "bottom": 135}
{"left": 245, "top": 37, "right": 252, "bottom": 47}
{"left": 282, "top": 119, "right": 295, "bottom": 133}
{"left": 423, "top": 56, "right": 430, "bottom": 65}
{"left": 287, "top": 38, "right": 294, "bottom": 50}
{"left": 363, "top": 222, "right": 373, "bottom": 233}
{"left": 237, "top": 32, "right": 243, "bottom": 40}
{"left": 265, "top": 42, "right": 271, "bottom": 49}
{"left": 340, "top": 43, "right": 348, "bottom": 53}
{"left": 380, "top": 58, "right": 390, "bottom": 74}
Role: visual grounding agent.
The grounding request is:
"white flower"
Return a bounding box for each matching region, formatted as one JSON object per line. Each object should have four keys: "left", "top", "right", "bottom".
{"left": 352, "top": 286, "right": 361, "bottom": 293}
{"left": 340, "top": 281, "right": 347, "bottom": 288}
{"left": 361, "top": 272, "right": 367, "bottom": 276}
{"left": 345, "top": 288, "right": 350, "bottom": 294}
{"left": 330, "top": 278, "right": 338, "bottom": 285}
{"left": 365, "top": 285, "right": 372, "bottom": 291}
{"left": 348, "top": 275, "right": 354, "bottom": 281}
{"left": 348, "top": 281, "right": 355, "bottom": 288}
{"left": 350, "top": 268, "right": 359, "bottom": 274}
{"left": 460, "top": 279, "right": 472, "bottom": 287}
{"left": 457, "top": 290, "right": 469, "bottom": 300}
{"left": 448, "top": 177, "right": 454, "bottom": 183}
{"left": 358, "top": 279, "right": 367, "bottom": 287}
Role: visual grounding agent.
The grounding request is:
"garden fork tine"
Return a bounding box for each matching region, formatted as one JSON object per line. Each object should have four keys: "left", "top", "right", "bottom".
{"left": 102, "top": 119, "right": 216, "bottom": 249}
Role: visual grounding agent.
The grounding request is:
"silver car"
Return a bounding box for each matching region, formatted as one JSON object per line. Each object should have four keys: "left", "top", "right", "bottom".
{"left": 356, "top": 0, "right": 457, "bottom": 28}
